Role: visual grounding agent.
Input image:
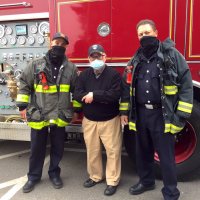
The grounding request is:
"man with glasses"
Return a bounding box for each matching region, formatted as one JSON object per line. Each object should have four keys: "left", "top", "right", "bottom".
{"left": 74, "top": 44, "right": 122, "bottom": 196}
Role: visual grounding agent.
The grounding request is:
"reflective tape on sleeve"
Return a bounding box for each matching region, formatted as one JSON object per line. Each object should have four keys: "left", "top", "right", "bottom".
{"left": 49, "top": 118, "right": 68, "bottom": 127}
{"left": 177, "top": 101, "right": 193, "bottom": 113}
{"left": 16, "top": 94, "right": 30, "bottom": 103}
{"left": 28, "top": 121, "right": 49, "bottom": 130}
{"left": 119, "top": 102, "right": 129, "bottom": 111}
{"left": 129, "top": 121, "right": 136, "bottom": 131}
{"left": 164, "top": 123, "right": 184, "bottom": 134}
{"left": 164, "top": 123, "right": 171, "bottom": 133}
{"left": 73, "top": 100, "right": 82, "bottom": 108}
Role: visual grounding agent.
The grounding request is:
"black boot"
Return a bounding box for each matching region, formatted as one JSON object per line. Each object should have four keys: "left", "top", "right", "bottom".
{"left": 23, "top": 180, "right": 40, "bottom": 193}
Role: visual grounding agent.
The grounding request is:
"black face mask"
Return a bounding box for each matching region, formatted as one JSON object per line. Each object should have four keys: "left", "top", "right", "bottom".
{"left": 49, "top": 46, "right": 66, "bottom": 62}
{"left": 140, "top": 36, "right": 159, "bottom": 58}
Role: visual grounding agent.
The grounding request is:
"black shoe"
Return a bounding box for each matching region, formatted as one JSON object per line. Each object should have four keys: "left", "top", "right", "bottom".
{"left": 50, "top": 176, "right": 63, "bottom": 189}
{"left": 23, "top": 180, "right": 39, "bottom": 193}
{"left": 129, "top": 182, "right": 155, "bottom": 195}
{"left": 83, "top": 178, "right": 101, "bottom": 188}
{"left": 104, "top": 185, "right": 118, "bottom": 196}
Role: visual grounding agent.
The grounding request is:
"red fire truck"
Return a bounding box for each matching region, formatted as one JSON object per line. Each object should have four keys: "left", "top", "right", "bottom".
{"left": 0, "top": 0, "right": 200, "bottom": 179}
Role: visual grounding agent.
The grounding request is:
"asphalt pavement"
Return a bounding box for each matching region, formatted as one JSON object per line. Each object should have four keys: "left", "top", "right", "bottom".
{"left": 0, "top": 140, "right": 200, "bottom": 200}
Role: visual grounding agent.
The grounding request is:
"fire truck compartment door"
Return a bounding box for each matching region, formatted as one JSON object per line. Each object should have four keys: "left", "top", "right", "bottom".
{"left": 51, "top": 0, "right": 111, "bottom": 62}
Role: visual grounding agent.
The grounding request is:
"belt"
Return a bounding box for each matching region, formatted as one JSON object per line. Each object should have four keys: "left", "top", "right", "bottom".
{"left": 143, "top": 104, "right": 162, "bottom": 109}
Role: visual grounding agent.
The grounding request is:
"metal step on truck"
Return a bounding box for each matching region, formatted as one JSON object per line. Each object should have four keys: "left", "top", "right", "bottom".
{"left": 0, "top": 0, "right": 200, "bottom": 179}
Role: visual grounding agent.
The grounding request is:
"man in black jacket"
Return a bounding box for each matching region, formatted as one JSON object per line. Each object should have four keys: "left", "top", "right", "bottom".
{"left": 120, "top": 19, "right": 193, "bottom": 200}
{"left": 74, "top": 44, "right": 122, "bottom": 196}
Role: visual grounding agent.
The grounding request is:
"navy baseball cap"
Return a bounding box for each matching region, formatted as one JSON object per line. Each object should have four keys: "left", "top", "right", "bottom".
{"left": 88, "top": 44, "right": 105, "bottom": 56}
{"left": 52, "top": 32, "right": 69, "bottom": 44}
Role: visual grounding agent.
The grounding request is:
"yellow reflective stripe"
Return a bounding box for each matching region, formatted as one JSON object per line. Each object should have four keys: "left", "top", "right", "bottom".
{"left": 130, "top": 87, "right": 132, "bottom": 96}
{"left": 28, "top": 121, "right": 49, "bottom": 130}
{"left": 119, "top": 102, "right": 129, "bottom": 111}
{"left": 57, "top": 118, "right": 68, "bottom": 127}
{"left": 164, "top": 85, "right": 178, "bottom": 95}
{"left": 49, "top": 118, "right": 68, "bottom": 127}
{"left": 177, "top": 101, "right": 193, "bottom": 113}
{"left": 130, "top": 87, "right": 135, "bottom": 96}
{"left": 129, "top": 122, "right": 136, "bottom": 131}
{"left": 28, "top": 118, "right": 69, "bottom": 129}
{"left": 73, "top": 100, "right": 82, "bottom": 108}
{"left": 164, "top": 123, "right": 184, "bottom": 134}
{"left": 170, "top": 124, "right": 183, "bottom": 134}
{"left": 34, "top": 84, "right": 57, "bottom": 93}
{"left": 16, "top": 94, "right": 30, "bottom": 103}
{"left": 164, "top": 123, "right": 171, "bottom": 133}
{"left": 60, "top": 84, "right": 70, "bottom": 92}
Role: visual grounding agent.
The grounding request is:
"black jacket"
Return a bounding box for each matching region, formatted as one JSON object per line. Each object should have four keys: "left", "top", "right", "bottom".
{"left": 120, "top": 38, "right": 193, "bottom": 134}
{"left": 74, "top": 65, "right": 121, "bottom": 121}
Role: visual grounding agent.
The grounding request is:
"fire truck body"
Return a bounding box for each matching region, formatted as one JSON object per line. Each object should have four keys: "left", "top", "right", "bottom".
{"left": 50, "top": 0, "right": 200, "bottom": 83}
{"left": 0, "top": 0, "right": 200, "bottom": 178}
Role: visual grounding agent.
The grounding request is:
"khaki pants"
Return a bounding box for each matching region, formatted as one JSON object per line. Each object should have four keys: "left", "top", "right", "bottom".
{"left": 82, "top": 115, "right": 122, "bottom": 186}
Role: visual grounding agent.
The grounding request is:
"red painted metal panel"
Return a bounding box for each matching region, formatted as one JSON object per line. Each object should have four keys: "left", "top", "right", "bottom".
{"left": 183, "top": 0, "right": 200, "bottom": 82}
{"left": 49, "top": 0, "right": 200, "bottom": 82}
{"left": 171, "top": 0, "right": 187, "bottom": 56}
{"left": 111, "top": 0, "right": 171, "bottom": 62}
{"left": 186, "top": 0, "right": 200, "bottom": 60}
{"left": 190, "top": 0, "right": 200, "bottom": 56}
{"left": 189, "top": 64, "right": 200, "bottom": 82}
{"left": 169, "top": 0, "right": 200, "bottom": 82}
{"left": 51, "top": 0, "right": 173, "bottom": 63}
{"left": 0, "top": 0, "right": 49, "bottom": 14}
{"left": 50, "top": 0, "right": 111, "bottom": 62}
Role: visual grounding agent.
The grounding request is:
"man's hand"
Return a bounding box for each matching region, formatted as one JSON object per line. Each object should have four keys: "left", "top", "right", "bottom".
{"left": 82, "top": 92, "right": 93, "bottom": 104}
{"left": 20, "top": 109, "right": 27, "bottom": 121}
{"left": 120, "top": 115, "right": 128, "bottom": 126}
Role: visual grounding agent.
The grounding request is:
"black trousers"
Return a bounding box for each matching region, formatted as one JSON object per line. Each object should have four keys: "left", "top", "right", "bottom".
{"left": 28, "top": 126, "right": 65, "bottom": 181}
{"left": 136, "top": 105, "right": 180, "bottom": 200}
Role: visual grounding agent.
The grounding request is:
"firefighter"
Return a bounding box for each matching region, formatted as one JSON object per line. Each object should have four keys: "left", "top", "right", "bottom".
{"left": 16, "top": 32, "right": 80, "bottom": 193}
{"left": 120, "top": 19, "right": 193, "bottom": 200}
{"left": 74, "top": 44, "right": 122, "bottom": 196}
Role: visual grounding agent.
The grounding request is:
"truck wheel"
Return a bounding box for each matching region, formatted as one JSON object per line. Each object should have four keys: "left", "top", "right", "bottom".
{"left": 123, "top": 101, "right": 200, "bottom": 179}
{"left": 155, "top": 100, "right": 200, "bottom": 179}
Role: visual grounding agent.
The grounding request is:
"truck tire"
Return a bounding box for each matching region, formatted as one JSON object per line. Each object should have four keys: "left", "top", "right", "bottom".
{"left": 123, "top": 101, "right": 200, "bottom": 179}
{"left": 155, "top": 100, "right": 200, "bottom": 179}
